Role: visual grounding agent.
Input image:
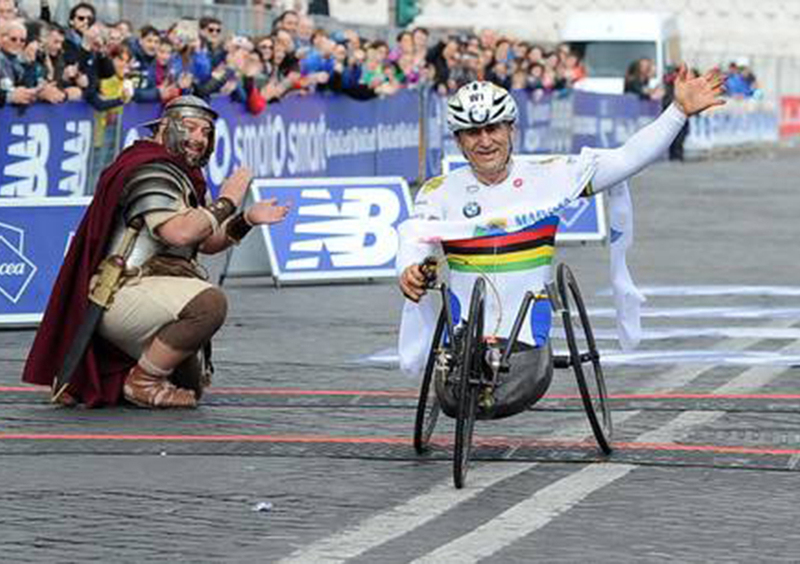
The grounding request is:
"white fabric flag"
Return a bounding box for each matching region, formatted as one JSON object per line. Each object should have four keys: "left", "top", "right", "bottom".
{"left": 607, "top": 181, "right": 645, "bottom": 350}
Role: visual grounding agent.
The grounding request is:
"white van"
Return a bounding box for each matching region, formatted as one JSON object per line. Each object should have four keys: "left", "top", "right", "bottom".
{"left": 561, "top": 11, "right": 681, "bottom": 94}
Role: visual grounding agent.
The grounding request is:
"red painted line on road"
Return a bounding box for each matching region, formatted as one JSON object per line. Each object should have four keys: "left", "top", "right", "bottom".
{"left": 1, "top": 432, "right": 799, "bottom": 457}
{"left": 0, "top": 386, "right": 50, "bottom": 392}
{"left": 210, "top": 387, "right": 419, "bottom": 397}
{"left": 0, "top": 432, "right": 409, "bottom": 444}
{"left": 0, "top": 385, "right": 420, "bottom": 398}
{"left": 4, "top": 385, "right": 800, "bottom": 402}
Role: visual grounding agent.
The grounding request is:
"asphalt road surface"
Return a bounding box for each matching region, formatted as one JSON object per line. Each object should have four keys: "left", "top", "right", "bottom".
{"left": 2, "top": 148, "right": 799, "bottom": 563}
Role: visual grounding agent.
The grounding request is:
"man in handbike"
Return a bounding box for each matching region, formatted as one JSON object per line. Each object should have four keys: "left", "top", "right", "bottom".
{"left": 397, "top": 68, "right": 724, "bottom": 418}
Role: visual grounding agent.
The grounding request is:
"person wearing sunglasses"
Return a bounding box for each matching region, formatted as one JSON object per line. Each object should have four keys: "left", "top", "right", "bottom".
{"left": 63, "top": 1, "right": 96, "bottom": 63}
{"left": 199, "top": 15, "right": 225, "bottom": 67}
{"left": 0, "top": 18, "right": 37, "bottom": 106}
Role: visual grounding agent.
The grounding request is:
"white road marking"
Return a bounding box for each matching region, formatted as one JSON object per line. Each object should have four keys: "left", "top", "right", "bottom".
{"left": 600, "top": 350, "right": 800, "bottom": 366}
{"left": 597, "top": 285, "right": 800, "bottom": 297}
{"left": 404, "top": 337, "right": 800, "bottom": 562}
{"left": 359, "top": 349, "right": 800, "bottom": 368}
{"left": 336, "top": 293, "right": 800, "bottom": 562}
{"left": 277, "top": 462, "right": 537, "bottom": 564}
{"left": 409, "top": 464, "right": 635, "bottom": 564}
{"left": 635, "top": 411, "right": 726, "bottom": 443}
{"left": 631, "top": 317, "right": 799, "bottom": 393}
{"left": 636, "top": 340, "right": 800, "bottom": 445}
{"left": 552, "top": 410, "right": 639, "bottom": 441}
{"left": 588, "top": 306, "right": 800, "bottom": 319}
{"left": 589, "top": 327, "right": 800, "bottom": 340}
{"left": 280, "top": 408, "right": 640, "bottom": 564}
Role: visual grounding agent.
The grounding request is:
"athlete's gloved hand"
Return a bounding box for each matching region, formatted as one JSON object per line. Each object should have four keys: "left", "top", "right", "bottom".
{"left": 400, "top": 257, "right": 437, "bottom": 302}
{"left": 400, "top": 264, "right": 427, "bottom": 303}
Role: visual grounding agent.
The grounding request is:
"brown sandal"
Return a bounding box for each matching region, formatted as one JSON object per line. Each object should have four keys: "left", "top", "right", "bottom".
{"left": 124, "top": 365, "right": 197, "bottom": 408}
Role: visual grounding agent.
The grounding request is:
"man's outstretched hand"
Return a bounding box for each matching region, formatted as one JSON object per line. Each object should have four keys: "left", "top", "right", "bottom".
{"left": 674, "top": 64, "right": 726, "bottom": 116}
{"left": 245, "top": 198, "right": 291, "bottom": 225}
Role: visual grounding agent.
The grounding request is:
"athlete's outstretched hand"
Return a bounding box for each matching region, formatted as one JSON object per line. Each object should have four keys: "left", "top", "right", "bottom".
{"left": 673, "top": 64, "right": 726, "bottom": 116}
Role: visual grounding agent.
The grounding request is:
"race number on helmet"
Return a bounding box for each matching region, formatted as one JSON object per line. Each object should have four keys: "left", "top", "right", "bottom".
{"left": 446, "top": 81, "right": 518, "bottom": 133}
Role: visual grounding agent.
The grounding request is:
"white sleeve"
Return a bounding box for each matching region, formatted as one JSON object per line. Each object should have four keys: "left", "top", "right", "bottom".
{"left": 395, "top": 183, "right": 445, "bottom": 274}
{"left": 589, "top": 103, "right": 687, "bottom": 193}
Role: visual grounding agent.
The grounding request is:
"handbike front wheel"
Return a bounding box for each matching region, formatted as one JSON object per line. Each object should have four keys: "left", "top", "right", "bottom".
{"left": 453, "top": 278, "right": 485, "bottom": 489}
{"left": 557, "top": 263, "right": 613, "bottom": 455}
{"left": 414, "top": 310, "right": 445, "bottom": 454}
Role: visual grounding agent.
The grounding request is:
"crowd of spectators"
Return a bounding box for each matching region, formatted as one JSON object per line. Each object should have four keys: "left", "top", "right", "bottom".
{"left": 0, "top": 0, "right": 589, "bottom": 114}
{"left": 624, "top": 56, "right": 761, "bottom": 103}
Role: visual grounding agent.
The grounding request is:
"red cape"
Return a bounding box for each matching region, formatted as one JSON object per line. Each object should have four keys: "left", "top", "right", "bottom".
{"left": 22, "top": 140, "right": 207, "bottom": 407}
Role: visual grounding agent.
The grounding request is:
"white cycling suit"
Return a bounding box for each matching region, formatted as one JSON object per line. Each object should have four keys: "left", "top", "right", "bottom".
{"left": 397, "top": 103, "right": 688, "bottom": 377}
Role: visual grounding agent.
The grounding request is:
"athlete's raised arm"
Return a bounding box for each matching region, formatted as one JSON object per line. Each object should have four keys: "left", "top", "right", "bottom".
{"left": 591, "top": 65, "right": 725, "bottom": 193}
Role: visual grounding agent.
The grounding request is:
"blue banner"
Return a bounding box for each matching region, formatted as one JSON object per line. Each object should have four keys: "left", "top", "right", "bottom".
{"left": 0, "top": 102, "right": 94, "bottom": 198}
{"left": 0, "top": 91, "right": 670, "bottom": 200}
{"left": 118, "top": 92, "right": 421, "bottom": 199}
{"left": 249, "top": 177, "right": 413, "bottom": 282}
{"left": 0, "top": 199, "right": 89, "bottom": 325}
{"left": 571, "top": 91, "right": 661, "bottom": 151}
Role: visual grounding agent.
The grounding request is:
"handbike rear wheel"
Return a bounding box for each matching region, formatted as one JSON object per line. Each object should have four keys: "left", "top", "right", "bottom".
{"left": 414, "top": 310, "right": 445, "bottom": 454}
{"left": 453, "top": 278, "right": 485, "bottom": 489}
{"left": 557, "top": 263, "right": 613, "bottom": 455}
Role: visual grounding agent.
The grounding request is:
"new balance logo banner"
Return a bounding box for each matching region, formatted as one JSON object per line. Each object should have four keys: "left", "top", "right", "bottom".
{"left": 250, "top": 177, "right": 413, "bottom": 282}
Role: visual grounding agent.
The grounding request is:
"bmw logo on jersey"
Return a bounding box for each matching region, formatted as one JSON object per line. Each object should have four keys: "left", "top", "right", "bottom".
{"left": 463, "top": 201, "right": 481, "bottom": 218}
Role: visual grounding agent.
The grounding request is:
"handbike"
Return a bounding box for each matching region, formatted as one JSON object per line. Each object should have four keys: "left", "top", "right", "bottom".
{"left": 413, "top": 262, "right": 612, "bottom": 489}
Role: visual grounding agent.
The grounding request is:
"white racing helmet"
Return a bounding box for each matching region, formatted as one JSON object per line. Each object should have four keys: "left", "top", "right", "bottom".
{"left": 446, "top": 81, "right": 518, "bottom": 133}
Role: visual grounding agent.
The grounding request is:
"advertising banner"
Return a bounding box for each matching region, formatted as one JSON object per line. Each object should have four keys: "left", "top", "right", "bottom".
{"left": 0, "top": 102, "right": 94, "bottom": 198}
{"left": 780, "top": 96, "right": 800, "bottom": 138}
{"left": 571, "top": 91, "right": 660, "bottom": 152}
{"left": 119, "top": 92, "right": 421, "bottom": 198}
{"left": 442, "top": 155, "right": 607, "bottom": 243}
{"left": 0, "top": 198, "right": 89, "bottom": 325}
{"left": 244, "top": 177, "right": 413, "bottom": 282}
{"left": 685, "top": 99, "right": 779, "bottom": 152}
